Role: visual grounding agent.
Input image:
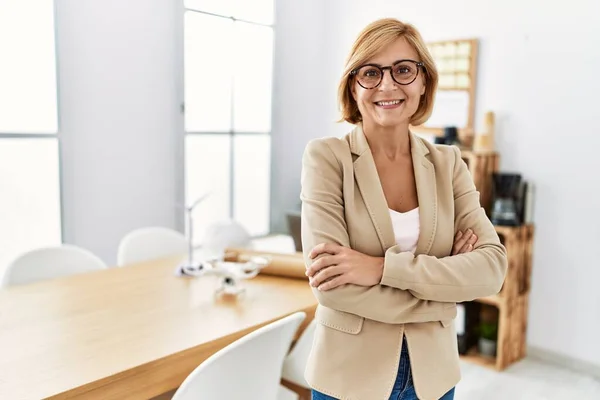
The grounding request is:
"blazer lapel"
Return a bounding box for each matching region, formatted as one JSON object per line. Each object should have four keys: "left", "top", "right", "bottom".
{"left": 348, "top": 127, "right": 438, "bottom": 255}
{"left": 350, "top": 126, "right": 396, "bottom": 252}
{"left": 410, "top": 132, "right": 438, "bottom": 255}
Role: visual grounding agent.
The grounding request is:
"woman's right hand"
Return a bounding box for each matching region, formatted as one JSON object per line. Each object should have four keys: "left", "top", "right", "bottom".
{"left": 452, "top": 229, "right": 478, "bottom": 255}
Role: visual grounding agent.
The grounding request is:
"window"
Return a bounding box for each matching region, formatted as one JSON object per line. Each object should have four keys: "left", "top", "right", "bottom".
{"left": 183, "top": 0, "right": 274, "bottom": 243}
{"left": 0, "top": 0, "right": 62, "bottom": 273}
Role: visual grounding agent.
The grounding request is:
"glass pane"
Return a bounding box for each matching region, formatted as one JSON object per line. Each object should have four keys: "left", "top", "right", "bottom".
{"left": 185, "top": 135, "right": 231, "bottom": 246}
{"left": 455, "top": 58, "right": 470, "bottom": 72}
{"left": 439, "top": 74, "right": 456, "bottom": 88}
{"left": 0, "top": 0, "right": 58, "bottom": 133}
{"left": 233, "top": 134, "right": 270, "bottom": 236}
{"left": 0, "top": 139, "right": 62, "bottom": 276}
{"left": 184, "top": 0, "right": 274, "bottom": 25}
{"left": 457, "top": 74, "right": 470, "bottom": 89}
{"left": 184, "top": 12, "right": 233, "bottom": 132}
{"left": 457, "top": 42, "right": 471, "bottom": 57}
{"left": 233, "top": 22, "right": 273, "bottom": 132}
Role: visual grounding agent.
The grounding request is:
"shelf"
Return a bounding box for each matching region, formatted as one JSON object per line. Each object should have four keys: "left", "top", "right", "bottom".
{"left": 473, "top": 295, "right": 502, "bottom": 308}
{"left": 494, "top": 223, "right": 534, "bottom": 235}
{"left": 460, "top": 347, "right": 497, "bottom": 370}
{"left": 494, "top": 225, "right": 520, "bottom": 237}
{"left": 460, "top": 149, "right": 498, "bottom": 158}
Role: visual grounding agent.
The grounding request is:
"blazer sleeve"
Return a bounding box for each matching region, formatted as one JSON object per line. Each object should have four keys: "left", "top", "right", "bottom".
{"left": 379, "top": 146, "right": 508, "bottom": 303}
{"left": 300, "top": 139, "right": 456, "bottom": 324}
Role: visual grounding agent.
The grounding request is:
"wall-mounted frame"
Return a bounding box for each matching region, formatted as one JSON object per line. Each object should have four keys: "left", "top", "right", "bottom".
{"left": 412, "top": 38, "right": 479, "bottom": 144}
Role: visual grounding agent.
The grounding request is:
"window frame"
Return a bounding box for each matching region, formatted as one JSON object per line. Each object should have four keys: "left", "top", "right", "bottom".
{"left": 0, "top": 0, "right": 64, "bottom": 265}
{"left": 180, "top": 3, "right": 275, "bottom": 239}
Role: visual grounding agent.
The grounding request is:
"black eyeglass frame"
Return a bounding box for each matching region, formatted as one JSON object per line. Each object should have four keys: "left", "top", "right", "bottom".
{"left": 350, "top": 59, "right": 425, "bottom": 89}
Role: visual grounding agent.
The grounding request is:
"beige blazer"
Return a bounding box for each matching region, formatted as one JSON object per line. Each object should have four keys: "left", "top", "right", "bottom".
{"left": 300, "top": 125, "right": 507, "bottom": 400}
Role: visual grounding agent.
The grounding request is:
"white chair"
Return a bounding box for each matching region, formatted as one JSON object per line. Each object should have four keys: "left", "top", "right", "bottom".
{"left": 116, "top": 227, "right": 187, "bottom": 266}
{"left": 172, "top": 312, "right": 306, "bottom": 400}
{"left": 281, "top": 319, "right": 317, "bottom": 395}
{"left": 1, "top": 244, "right": 107, "bottom": 287}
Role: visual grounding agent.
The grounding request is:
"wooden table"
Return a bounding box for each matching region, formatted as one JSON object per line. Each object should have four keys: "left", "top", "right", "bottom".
{"left": 0, "top": 254, "right": 317, "bottom": 399}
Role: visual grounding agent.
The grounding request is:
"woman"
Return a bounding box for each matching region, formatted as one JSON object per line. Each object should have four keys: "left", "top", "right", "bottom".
{"left": 300, "top": 18, "right": 507, "bottom": 400}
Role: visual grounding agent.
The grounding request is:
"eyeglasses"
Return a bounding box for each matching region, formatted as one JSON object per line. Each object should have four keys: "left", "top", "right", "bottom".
{"left": 350, "top": 59, "right": 424, "bottom": 89}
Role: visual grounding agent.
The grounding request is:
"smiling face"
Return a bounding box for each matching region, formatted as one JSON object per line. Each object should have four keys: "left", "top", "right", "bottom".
{"left": 351, "top": 37, "right": 426, "bottom": 129}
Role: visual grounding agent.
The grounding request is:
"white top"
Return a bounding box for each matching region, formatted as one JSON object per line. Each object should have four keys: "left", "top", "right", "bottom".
{"left": 388, "top": 207, "right": 420, "bottom": 254}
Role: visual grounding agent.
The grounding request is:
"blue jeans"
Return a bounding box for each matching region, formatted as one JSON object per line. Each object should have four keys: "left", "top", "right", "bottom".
{"left": 311, "top": 337, "right": 455, "bottom": 400}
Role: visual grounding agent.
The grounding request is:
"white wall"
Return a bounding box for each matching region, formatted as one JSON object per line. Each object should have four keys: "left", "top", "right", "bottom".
{"left": 55, "top": 0, "right": 182, "bottom": 265}
{"left": 269, "top": 0, "right": 330, "bottom": 233}
{"left": 270, "top": 0, "right": 600, "bottom": 367}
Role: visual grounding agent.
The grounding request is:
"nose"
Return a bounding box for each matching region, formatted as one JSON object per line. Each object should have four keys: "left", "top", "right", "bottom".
{"left": 379, "top": 68, "right": 397, "bottom": 90}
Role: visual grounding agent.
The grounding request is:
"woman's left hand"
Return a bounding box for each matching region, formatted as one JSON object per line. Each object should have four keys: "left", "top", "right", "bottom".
{"left": 306, "top": 243, "right": 384, "bottom": 291}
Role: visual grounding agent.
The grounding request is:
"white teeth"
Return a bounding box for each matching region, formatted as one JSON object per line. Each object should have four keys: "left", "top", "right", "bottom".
{"left": 376, "top": 100, "right": 402, "bottom": 106}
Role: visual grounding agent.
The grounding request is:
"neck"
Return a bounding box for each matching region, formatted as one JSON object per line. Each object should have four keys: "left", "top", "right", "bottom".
{"left": 362, "top": 120, "right": 411, "bottom": 160}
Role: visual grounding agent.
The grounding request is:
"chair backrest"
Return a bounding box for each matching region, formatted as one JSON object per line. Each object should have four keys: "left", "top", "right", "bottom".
{"left": 117, "top": 227, "right": 187, "bottom": 266}
{"left": 1, "top": 244, "right": 107, "bottom": 287}
{"left": 172, "top": 312, "right": 306, "bottom": 400}
{"left": 281, "top": 319, "right": 317, "bottom": 388}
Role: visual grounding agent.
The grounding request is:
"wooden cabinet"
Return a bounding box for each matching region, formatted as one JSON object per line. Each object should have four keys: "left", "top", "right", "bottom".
{"left": 461, "top": 224, "right": 534, "bottom": 370}
{"left": 459, "top": 149, "right": 535, "bottom": 371}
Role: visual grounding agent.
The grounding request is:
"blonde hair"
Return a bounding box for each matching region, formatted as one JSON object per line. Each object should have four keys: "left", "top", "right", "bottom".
{"left": 338, "top": 18, "right": 438, "bottom": 126}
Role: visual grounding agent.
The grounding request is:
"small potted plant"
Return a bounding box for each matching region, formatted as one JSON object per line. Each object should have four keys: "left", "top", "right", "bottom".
{"left": 477, "top": 321, "right": 498, "bottom": 357}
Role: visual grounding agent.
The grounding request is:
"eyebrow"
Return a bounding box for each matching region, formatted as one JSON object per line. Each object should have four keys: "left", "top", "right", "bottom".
{"left": 365, "top": 59, "right": 416, "bottom": 66}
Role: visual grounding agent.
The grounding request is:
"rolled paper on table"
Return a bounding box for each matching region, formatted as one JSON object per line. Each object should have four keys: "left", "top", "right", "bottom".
{"left": 224, "top": 247, "right": 308, "bottom": 280}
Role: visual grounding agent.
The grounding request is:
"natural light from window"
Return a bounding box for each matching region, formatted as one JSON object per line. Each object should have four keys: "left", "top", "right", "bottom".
{"left": 0, "top": 0, "right": 61, "bottom": 274}
{"left": 183, "top": 0, "right": 274, "bottom": 242}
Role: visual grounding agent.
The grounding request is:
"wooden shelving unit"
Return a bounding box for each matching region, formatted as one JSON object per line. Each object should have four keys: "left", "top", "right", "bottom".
{"left": 461, "top": 347, "right": 497, "bottom": 369}
{"left": 458, "top": 148, "right": 535, "bottom": 371}
{"left": 474, "top": 294, "right": 502, "bottom": 308}
{"left": 463, "top": 224, "right": 534, "bottom": 370}
{"left": 461, "top": 149, "right": 499, "bottom": 215}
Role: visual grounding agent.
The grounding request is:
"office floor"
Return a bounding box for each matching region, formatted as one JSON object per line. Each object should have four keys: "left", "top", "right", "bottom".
{"left": 457, "top": 358, "right": 600, "bottom": 399}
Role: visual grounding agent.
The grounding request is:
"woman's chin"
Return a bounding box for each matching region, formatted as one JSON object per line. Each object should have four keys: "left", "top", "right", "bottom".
{"left": 373, "top": 116, "right": 408, "bottom": 128}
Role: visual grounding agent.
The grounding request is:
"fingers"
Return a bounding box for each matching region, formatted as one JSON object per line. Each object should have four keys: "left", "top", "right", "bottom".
{"left": 452, "top": 230, "right": 469, "bottom": 255}
{"left": 306, "top": 255, "right": 336, "bottom": 277}
{"left": 309, "top": 265, "right": 344, "bottom": 288}
{"left": 452, "top": 229, "right": 477, "bottom": 255}
{"left": 315, "top": 275, "right": 347, "bottom": 291}
{"left": 459, "top": 234, "right": 478, "bottom": 254}
{"left": 452, "top": 231, "right": 462, "bottom": 255}
{"left": 309, "top": 243, "right": 342, "bottom": 259}
{"left": 458, "top": 234, "right": 477, "bottom": 253}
